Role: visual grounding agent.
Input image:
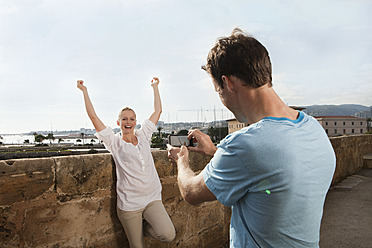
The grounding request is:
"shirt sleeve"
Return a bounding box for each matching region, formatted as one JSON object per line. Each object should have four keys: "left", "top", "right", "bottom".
{"left": 137, "top": 119, "right": 157, "bottom": 140}
{"left": 94, "top": 126, "right": 118, "bottom": 152}
{"left": 202, "top": 137, "right": 252, "bottom": 207}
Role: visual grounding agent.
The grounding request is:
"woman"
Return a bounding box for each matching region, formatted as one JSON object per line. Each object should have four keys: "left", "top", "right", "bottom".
{"left": 77, "top": 77, "right": 175, "bottom": 248}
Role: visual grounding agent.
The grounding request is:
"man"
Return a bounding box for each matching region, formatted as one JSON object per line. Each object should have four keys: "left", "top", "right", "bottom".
{"left": 168, "top": 28, "right": 336, "bottom": 247}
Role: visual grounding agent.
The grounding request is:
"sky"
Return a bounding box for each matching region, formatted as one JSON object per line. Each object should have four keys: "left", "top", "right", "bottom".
{"left": 0, "top": 0, "right": 371, "bottom": 134}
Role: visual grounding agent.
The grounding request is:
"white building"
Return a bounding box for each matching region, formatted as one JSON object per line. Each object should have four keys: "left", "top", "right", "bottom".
{"left": 314, "top": 116, "right": 367, "bottom": 137}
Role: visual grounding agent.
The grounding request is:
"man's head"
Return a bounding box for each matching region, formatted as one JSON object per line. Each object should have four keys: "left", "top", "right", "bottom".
{"left": 202, "top": 28, "right": 272, "bottom": 89}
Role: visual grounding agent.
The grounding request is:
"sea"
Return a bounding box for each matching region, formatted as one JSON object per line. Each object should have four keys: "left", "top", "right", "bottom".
{"left": 0, "top": 134, "right": 101, "bottom": 146}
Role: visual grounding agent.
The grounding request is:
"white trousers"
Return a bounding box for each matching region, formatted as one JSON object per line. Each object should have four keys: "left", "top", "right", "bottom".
{"left": 117, "top": 200, "right": 175, "bottom": 248}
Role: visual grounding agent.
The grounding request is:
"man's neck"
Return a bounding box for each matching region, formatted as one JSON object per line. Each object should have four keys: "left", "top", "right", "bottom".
{"left": 236, "top": 84, "right": 298, "bottom": 124}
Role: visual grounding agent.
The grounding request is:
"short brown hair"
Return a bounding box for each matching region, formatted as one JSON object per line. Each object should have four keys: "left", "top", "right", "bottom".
{"left": 202, "top": 28, "right": 272, "bottom": 89}
{"left": 118, "top": 107, "right": 136, "bottom": 121}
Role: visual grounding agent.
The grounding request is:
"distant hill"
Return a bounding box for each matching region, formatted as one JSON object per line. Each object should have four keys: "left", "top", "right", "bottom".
{"left": 301, "top": 104, "right": 372, "bottom": 118}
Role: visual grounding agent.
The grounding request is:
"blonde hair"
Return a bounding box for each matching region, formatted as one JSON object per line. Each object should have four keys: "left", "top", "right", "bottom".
{"left": 118, "top": 107, "right": 136, "bottom": 121}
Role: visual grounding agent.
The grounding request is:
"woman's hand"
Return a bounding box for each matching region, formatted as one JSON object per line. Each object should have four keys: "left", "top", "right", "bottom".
{"left": 151, "top": 77, "right": 160, "bottom": 87}
{"left": 77, "top": 80, "right": 87, "bottom": 91}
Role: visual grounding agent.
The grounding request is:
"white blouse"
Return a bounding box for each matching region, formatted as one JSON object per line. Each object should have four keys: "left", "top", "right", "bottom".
{"left": 95, "top": 119, "right": 162, "bottom": 211}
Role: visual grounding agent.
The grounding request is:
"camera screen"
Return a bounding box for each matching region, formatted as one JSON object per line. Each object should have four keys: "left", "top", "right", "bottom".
{"left": 169, "top": 135, "right": 190, "bottom": 147}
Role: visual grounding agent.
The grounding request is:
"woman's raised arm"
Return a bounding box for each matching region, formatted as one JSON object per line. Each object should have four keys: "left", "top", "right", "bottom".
{"left": 77, "top": 80, "right": 106, "bottom": 132}
{"left": 149, "top": 77, "right": 162, "bottom": 125}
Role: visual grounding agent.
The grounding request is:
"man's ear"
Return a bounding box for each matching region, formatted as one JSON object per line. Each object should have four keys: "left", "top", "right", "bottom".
{"left": 221, "top": 75, "right": 235, "bottom": 92}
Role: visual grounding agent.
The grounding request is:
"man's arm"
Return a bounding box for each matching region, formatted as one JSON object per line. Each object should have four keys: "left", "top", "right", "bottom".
{"left": 149, "top": 77, "right": 162, "bottom": 125}
{"left": 168, "top": 145, "right": 216, "bottom": 205}
{"left": 77, "top": 80, "right": 106, "bottom": 132}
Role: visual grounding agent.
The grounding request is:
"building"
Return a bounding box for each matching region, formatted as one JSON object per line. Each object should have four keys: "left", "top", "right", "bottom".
{"left": 227, "top": 106, "right": 306, "bottom": 134}
{"left": 314, "top": 116, "right": 367, "bottom": 137}
{"left": 227, "top": 119, "right": 249, "bottom": 134}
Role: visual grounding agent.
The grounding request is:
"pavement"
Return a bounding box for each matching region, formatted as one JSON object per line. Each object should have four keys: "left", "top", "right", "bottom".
{"left": 319, "top": 168, "right": 372, "bottom": 248}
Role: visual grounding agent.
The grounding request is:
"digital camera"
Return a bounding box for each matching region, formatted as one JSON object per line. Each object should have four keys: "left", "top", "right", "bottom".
{"left": 168, "top": 135, "right": 193, "bottom": 147}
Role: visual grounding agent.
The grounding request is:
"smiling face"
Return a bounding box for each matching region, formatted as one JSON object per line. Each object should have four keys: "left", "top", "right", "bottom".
{"left": 117, "top": 109, "right": 137, "bottom": 135}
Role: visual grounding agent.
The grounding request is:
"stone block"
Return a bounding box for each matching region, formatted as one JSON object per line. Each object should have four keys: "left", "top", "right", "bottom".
{"left": 0, "top": 158, "right": 54, "bottom": 205}
{"left": 188, "top": 152, "right": 213, "bottom": 172}
{"left": 363, "top": 154, "right": 372, "bottom": 169}
{"left": 0, "top": 206, "right": 19, "bottom": 247}
{"left": 55, "top": 154, "right": 114, "bottom": 195}
{"left": 152, "top": 150, "right": 176, "bottom": 177}
{"left": 152, "top": 150, "right": 212, "bottom": 177}
{"left": 22, "top": 196, "right": 125, "bottom": 247}
{"left": 187, "top": 202, "right": 225, "bottom": 235}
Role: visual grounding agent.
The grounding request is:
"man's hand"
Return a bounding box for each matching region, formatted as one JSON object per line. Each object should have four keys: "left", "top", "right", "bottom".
{"left": 167, "top": 144, "right": 216, "bottom": 205}
{"left": 167, "top": 144, "right": 180, "bottom": 164}
{"left": 188, "top": 129, "right": 217, "bottom": 156}
{"left": 167, "top": 144, "right": 189, "bottom": 165}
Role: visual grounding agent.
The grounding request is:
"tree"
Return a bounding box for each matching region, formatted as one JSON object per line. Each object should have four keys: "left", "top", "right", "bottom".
{"left": 151, "top": 136, "right": 164, "bottom": 148}
{"left": 157, "top": 127, "right": 163, "bottom": 138}
{"left": 177, "top": 129, "right": 189, "bottom": 135}
{"left": 46, "top": 133, "right": 55, "bottom": 145}
{"left": 207, "top": 126, "right": 228, "bottom": 144}
{"left": 34, "top": 134, "right": 45, "bottom": 144}
{"left": 81, "top": 133, "right": 85, "bottom": 145}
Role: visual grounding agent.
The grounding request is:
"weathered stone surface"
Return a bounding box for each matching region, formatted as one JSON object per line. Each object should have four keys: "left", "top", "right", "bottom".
{"left": 330, "top": 135, "right": 372, "bottom": 184}
{"left": 55, "top": 154, "right": 115, "bottom": 195}
{"left": 0, "top": 158, "right": 54, "bottom": 205}
{"left": 1, "top": 135, "right": 371, "bottom": 248}
{"left": 188, "top": 152, "right": 213, "bottom": 172}
{"left": 0, "top": 207, "right": 18, "bottom": 246}
{"left": 152, "top": 150, "right": 212, "bottom": 177}
{"left": 363, "top": 153, "right": 372, "bottom": 169}
{"left": 22, "top": 196, "right": 124, "bottom": 247}
{"left": 152, "top": 150, "right": 176, "bottom": 177}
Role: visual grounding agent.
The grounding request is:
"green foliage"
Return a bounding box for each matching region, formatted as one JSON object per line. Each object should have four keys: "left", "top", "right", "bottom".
{"left": 151, "top": 136, "right": 163, "bottom": 144}
{"left": 46, "top": 133, "right": 55, "bottom": 140}
{"left": 46, "top": 133, "right": 55, "bottom": 144}
{"left": 157, "top": 127, "right": 163, "bottom": 137}
{"left": 35, "top": 143, "right": 48, "bottom": 147}
{"left": 177, "top": 129, "right": 189, "bottom": 135}
{"left": 34, "top": 134, "right": 45, "bottom": 144}
{"left": 207, "top": 126, "right": 228, "bottom": 143}
{"left": 151, "top": 136, "right": 165, "bottom": 148}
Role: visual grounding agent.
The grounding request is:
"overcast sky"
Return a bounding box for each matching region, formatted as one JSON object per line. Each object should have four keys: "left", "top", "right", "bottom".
{"left": 1, "top": 0, "right": 371, "bottom": 134}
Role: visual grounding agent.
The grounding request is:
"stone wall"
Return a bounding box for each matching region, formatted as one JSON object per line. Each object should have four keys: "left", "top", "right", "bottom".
{"left": 1, "top": 134, "right": 371, "bottom": 247}
{"left": 0, "top": 151, "right": 230, "bottom": 248}
{"left": 330, "top": 134, "right": 372, "bottom": 185}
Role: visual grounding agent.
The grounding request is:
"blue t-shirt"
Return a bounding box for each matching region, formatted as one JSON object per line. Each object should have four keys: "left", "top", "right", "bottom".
{"left": 203, "top": 111, "right": 335, "bottom": 248}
